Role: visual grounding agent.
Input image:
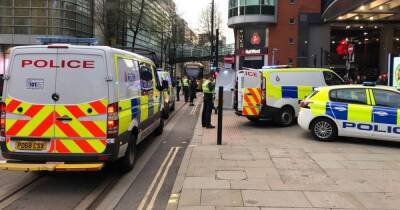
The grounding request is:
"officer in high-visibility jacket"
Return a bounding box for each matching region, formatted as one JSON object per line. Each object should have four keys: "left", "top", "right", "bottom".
{"left": 176, "top": 77, "right": 181, "bottom": 101}
{"left": 182, "top": 76, "right": 190, "bottom": 102}
{"left": 202, "top": 76, "right": 216, "bottom": 129}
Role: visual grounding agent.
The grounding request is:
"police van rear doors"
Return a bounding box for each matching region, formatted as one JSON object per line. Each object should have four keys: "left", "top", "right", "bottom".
{"left": 5, "top": 47, "right": 58, "bottom": 153}
{"left": 53, "top": 47, "right": 108, "bottom": 154}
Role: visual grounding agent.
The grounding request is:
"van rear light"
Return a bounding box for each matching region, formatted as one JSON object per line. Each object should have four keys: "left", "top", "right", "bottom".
{"left": 300, "top": 100, "right": 312, "bottom": 109}
{"left": 0, "top": 102, "right": 6, "bottom": 137}
{"left": 107, "top": 103, "right": 119, "bottom": 138}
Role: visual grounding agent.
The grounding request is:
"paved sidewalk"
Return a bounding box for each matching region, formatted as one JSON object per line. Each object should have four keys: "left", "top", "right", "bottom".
{"left": 167, "top": 109, "right": 400, "bottom": 210}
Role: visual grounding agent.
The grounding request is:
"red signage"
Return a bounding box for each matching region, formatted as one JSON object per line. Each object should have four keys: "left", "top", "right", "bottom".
{"left": 224, "top": 55, "right": 235, "bottom": 64}
{"left": 21, "top": 60, "right": 95, "bottom": 69}
{"left": 250, "top": 32, "right": 261, "bottom": 46}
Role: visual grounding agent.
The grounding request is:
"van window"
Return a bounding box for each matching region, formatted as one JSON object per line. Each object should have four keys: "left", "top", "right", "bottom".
{"left": 323, "top": 71, "right": 343, "bottom": 86}
{"left": 55, "top": 53, "right": 108, "bottom": 104}
{"left": 139, "top": 63, "right": 154, "bottom": 91}
{"left": 117, "top": 58, "right": 140, "bottom": 99}
{"left": 270, "top": 71, "right": 325, "bottom": 87}
{"left": 372, "top": 89, "right": 400, "bottom": 108}
{"left": 330, "top": 88, "right": 367, "bottom": 105}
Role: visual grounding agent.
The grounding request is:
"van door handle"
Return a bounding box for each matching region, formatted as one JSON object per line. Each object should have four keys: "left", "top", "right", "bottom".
{"left": 57, "top": 116, "right": 73, "bottom": 121}
{"left": 333, "top": 107, "right": 347, "bottom": 112}
{"left": 373, "top": 111, "right": 389, "bottom": 117}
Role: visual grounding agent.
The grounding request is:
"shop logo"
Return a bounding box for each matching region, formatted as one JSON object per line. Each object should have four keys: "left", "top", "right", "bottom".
{"left": 251, "top": 32, "right": 261, "bottom": 46}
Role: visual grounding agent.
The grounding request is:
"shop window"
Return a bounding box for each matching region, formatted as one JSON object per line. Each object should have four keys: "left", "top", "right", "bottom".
{"left": 31, "top": 0, "right": 48, "bottom": 7}
{"left": 14, "top": 26, "right": 31, "bottom": 34}
{"left": 0, "top": 0, "right": 12, "bottom": 6}
{"left": 32, "top": 27, "right": 48, "bottom": 35}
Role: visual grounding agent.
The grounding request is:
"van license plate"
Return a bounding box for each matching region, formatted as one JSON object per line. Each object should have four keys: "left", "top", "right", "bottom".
{"left": 16, "top": 141, "right": 47, "bottom": 151}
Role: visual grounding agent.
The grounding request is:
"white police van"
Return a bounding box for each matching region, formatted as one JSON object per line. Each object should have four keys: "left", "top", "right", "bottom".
{"left": 0, "top": 45, "right": 166, "bottom": 172}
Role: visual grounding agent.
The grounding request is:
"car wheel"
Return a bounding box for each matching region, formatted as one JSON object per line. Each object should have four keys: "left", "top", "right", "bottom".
{"left": 277, "top": 107, "right": 295, "bottom": 126}
{"left": 155, "top": 118, "right": 164, "bottom": 136}
{"left": 118, "top": 134, "right": 137, "bottom": 173}
{"left": 311, "top": 118, "right": 337, "bottom": 141}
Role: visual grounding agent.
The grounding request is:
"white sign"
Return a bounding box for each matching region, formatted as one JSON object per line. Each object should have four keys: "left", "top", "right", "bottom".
{"left": 245, "top": 49, "right": 261, "bottom": 55}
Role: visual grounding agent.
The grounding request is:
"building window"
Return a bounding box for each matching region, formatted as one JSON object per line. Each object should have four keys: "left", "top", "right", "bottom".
{"left": 289, "top": 0, "right": 296, "bottom": 4}
{"left": 288, "top": 58, "right": 294, "bottom": 64}
{"left": 289, "top": 18, "right": 295, "bottom": 24}
{"left": 289, "top": 38, "right": 295, "bottom": 44}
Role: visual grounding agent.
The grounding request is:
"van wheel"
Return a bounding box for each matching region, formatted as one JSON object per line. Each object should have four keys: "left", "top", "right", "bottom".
{"left": 118, "top": 134, "right": 137, "bottom": 173}
{"left": 311, "top": 118, "right": 337, "bottom": 142}
{"left": 155, "top": 119, "right": 164, "bottom": 136}
{"left": 276, "top": 107, "right": 295, "bottom": 126}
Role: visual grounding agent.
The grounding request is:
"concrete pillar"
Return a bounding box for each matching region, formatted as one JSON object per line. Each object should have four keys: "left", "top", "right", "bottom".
{"left": 379, "top": 25, "right": 394, "bottom": 74}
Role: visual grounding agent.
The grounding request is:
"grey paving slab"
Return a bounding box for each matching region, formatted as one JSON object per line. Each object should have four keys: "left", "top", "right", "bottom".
{"left": 216, "top": 170, "right": 247, "bottom": 180}
{"left": 201, "top": 190, "right": 243, "bottom": 207}
{"left": 182, "top": 177, "right": 230, "bottom": 189}
{"left": 178, "top": 206, "right": 215, "bottom": 210}
{"left": 179, "top": 189, "right": 201, "bottom": 206}
{"left": 304, "top": 191, "right": 364, "bottom": 209}
{"left": 242, "top": 190, "right": 312, "bottom": 208}
{"left": 230, "top": 179, "right": 270, "bottom": 190}
{"left": 352, "top": 192, "right": 400, "bottom": 209}
{"left": 272, "top": 158, "right": 321, "bottom": 170}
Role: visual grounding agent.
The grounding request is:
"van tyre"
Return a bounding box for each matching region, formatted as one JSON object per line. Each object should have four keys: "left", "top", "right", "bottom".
{"left": 155, "top": 119, "right": 164, "bottom": 136}
{"left": 311, "top": 118, "right": 337, "bottom": 142}
{"left": 276, "top": 107, "right": 295, "bottom": 126}
{"left": 119, "top": 134, "right": 137, "bottom": 173}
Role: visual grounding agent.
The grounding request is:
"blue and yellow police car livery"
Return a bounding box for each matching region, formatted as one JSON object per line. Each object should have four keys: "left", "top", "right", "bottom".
{"left": 298, "top": 84, "right": 400, "bottom": 142}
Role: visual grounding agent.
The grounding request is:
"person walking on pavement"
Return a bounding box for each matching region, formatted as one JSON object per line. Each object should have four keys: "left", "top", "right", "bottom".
{"left": 202, "top": 75, "right": 216, "bottom": 129}
{"left": 189, "top": 78, "right": 197, "bottom": 106}
{"left": 175, "top": 77, "right": 181, "bottom": 101}
{"left": 182, "top": 76, "right": 190, "bottom": 102}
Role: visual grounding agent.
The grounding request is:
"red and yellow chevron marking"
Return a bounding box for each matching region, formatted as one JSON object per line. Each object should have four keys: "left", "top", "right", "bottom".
{"left": 55, "top": 139, "right": 106, "bottom": 154}
{"left": 5, "top": 98, "right": 107, "bottom": 140}
{"left": 242, "top": 88, "right": 262, "bottom": 116}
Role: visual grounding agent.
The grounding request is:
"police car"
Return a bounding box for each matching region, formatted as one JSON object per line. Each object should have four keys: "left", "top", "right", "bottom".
{"left": 298, "top": 84, "right": 400, "bottom": 142}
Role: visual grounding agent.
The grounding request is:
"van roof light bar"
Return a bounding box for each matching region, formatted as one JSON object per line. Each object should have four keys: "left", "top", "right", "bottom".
{"left": 37, "top": 37, "right": 98, "bottom": 45}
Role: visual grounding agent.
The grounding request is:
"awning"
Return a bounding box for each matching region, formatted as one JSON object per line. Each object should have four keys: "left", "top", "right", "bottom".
{"left": 323, "top": 0, "right": 400, "bottom": 22}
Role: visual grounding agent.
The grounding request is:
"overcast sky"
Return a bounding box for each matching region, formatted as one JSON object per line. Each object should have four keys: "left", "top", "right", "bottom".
{"left": 173, "top": 0, "right": 234, "bottom": 44}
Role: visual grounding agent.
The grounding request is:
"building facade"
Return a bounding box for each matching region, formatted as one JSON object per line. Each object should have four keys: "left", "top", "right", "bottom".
{"left": 228, "top": 0, "right": 400, "bottom": 80}
{"left": 0, "top": 0, "right": 94, "bottom": 73}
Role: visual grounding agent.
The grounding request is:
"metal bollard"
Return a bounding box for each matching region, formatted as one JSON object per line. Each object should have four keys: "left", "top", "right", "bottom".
{"left": 217, "top": 86, "right": 223, "bottom": 145}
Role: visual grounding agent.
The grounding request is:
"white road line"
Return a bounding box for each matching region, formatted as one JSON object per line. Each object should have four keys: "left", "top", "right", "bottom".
{"left": 146, "top": 147, "right": 180, "bottom": 210}
{"left": 137, "top": 147, "right": 176, "bottom": 210}
{"left": 191, "top": 102, "right": 199, "bottom": 115}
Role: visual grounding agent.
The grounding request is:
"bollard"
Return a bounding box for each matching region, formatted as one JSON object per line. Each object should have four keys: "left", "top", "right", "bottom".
{"left": 217, "top": 86, "right": 223, "bottom": 145}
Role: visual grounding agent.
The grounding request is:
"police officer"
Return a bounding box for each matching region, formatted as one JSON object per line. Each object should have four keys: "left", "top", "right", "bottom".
{"left": 176, "top": 77, "right": 181, "bottom": 101}
{"left": 202, "top": 75, "right": 215, "bottom": 129}
{"left": 182, "top": 76, "right": 190, "bottom": 102}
